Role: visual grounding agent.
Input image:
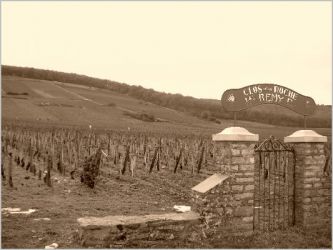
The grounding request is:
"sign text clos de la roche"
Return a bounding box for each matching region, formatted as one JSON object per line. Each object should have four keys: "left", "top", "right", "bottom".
{"left": 221, "top": 84, "right": 316, "bottom": 116}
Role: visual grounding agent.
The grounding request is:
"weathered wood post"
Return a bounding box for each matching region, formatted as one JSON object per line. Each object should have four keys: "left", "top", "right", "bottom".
{"left": 284, "top": 130, "right": 331, "bottom": 230}
{"left": 8, "top": 152, "right": 14, "bottom": 188}
{"left": 2, "top": 145, "right": 6, "bottom": 180}
{"left": 61, "top": 140, "right": 65, "bottom": 175}
{"left": 51, "top": 130, "right": 55, "bottom": 169}
{"left": 45, "top": 153, "right": 52, "bottom": 187}
{"left": 76, "top": 131, "right": 80, "bottom": 171}
{"left": 210, "top": 127, "right": 258, "bottom": 236}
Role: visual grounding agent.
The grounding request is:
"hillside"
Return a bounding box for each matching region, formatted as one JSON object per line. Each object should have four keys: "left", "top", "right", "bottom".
{"left": 2, "top": 65, "right": 331, "bottom": 128}
{"left": 1, "top": 75, "right": 228, "bottom": 135}
{"left": 1, "top": 75, "right": 331, "bottom": 141}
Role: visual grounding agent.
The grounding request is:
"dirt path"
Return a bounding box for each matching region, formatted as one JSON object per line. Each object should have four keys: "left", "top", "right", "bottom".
{"left": 52, "top": 83, "right": 103, "bottom": 105}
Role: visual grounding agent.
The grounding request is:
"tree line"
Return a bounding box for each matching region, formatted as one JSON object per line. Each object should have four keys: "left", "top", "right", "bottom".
{"left": 2, "top": 65, "right": 331, "bottom": 128}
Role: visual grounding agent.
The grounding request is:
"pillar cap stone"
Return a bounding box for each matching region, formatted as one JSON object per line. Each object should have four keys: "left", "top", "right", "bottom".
{"left": 284, "top": 130, "right": 327, "bottom": 143}
{"left": 212, "top": 127, "right": 259, "bottom": 142}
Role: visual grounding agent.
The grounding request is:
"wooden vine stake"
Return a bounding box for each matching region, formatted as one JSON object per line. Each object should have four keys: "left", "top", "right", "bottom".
{"left": 149, "top": 147, "right": 159, "bottom": 173}
{"left": 28, "top": 139, "right": 33, "bottom": 171}
{"left": 108, "top": 133, "right": 111, "bottom": 158}
{"left": 44, "top": 154, "right": 52, "bottom": 187}
{"left": 61, "top": 140, "right": 65, "bottom": 175}
{"left": 197, "top": 146, "right": 205, "bottom": 174}
{"left": 174, "top": 148, "right": 183, "bottom": 174}
{"left": 1, "top": 158, "right": 5, "bottom": 180}
{"left": 51, "top": 130, "right": 55, "bottom": 169}
{"left": 158, "top": 138, "right": 162, "bottom": 171}
{"left": 121, "top": 145, "right": 130, "bottom": 175}
{"left": 8, "top": 152, "right": 13, "bottom": 188}
{"left": 143, "top": 149, "right": 148, "bottom": 170}
{"left": 114, "top": 145, "right": 119, "bottom": 166}
{"left": 76, "top": 131, "right": 80, "bottom": 171}
{"left": 130, "top": 154, "right": 136, "bottom": 177}
{"left": 67, "top": 141, "right": 72, "bottom": 169}
{"left": 88, "top": 132, "right": 92, "bottom": 156}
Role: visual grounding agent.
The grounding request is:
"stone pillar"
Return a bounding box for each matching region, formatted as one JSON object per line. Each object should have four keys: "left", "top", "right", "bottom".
{"left": 284, "top": 130, "right": 331, "bottom": 230}
{"left": 212, "top": 127, "right": 259, "bottom": 236}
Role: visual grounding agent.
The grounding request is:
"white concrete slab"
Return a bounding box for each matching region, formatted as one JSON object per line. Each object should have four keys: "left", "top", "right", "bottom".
{"left": 191, "top": 173, "right": 229, "bottom": 193}
{"left": 212, "top": 127, "right": 259, "bottom": 142}
{"left": 284, "top": 130, "right": 327, "bottom": 143}
{"left": 77, "top": 211, "right": 200, "bottom": 228}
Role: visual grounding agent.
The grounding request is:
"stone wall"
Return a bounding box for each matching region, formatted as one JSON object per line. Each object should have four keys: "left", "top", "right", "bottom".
{"left": 292, "top": 142, "right": 331, "bottom": 229}
{"left": 78, "top": 212, "right": 201, "bottom": 248}
{"left": 191, "top": 141, "right": 256, "bottom": 237}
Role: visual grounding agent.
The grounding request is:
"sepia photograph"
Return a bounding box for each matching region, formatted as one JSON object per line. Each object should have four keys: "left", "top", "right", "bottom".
{"left": 1, "top": 0, "right": 332, "bottom": 248}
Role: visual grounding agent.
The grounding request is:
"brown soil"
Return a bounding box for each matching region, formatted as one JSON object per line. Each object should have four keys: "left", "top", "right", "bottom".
{"left": 1, "top": 154, "right": 204, "bottom": 248}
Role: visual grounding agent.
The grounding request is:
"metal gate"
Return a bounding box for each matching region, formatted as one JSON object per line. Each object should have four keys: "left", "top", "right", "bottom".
{"left": 253, "top": 136, "right": 295, "bottom": 231}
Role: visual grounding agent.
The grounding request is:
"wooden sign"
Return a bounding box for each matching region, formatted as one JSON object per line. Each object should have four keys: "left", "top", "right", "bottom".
{"left": 221, "top": 84, "right": 316, "bottom": 116}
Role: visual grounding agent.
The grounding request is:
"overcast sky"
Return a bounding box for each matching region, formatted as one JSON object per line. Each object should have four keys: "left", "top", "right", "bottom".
{"left": 2, "top": 1, "right": 332, "bottom": 104}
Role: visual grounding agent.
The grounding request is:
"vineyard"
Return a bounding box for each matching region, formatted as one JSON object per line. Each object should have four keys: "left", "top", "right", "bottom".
{"left": 2, "top": 123, "right": 332, "bottom": 248}
{"left": 1, "top": 124, "right": 219, "bottom": 183}
{"left": 1, "top": 123, "right": 225, "bottom": 248}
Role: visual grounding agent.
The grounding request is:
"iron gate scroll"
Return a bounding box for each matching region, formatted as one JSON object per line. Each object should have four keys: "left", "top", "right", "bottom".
{"left": 253, "top": 136, "right": 295, "bottom": 231}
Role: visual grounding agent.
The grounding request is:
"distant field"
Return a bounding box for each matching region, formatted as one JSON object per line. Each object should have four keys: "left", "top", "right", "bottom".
{"left": 2, "top": 75, "right": 331, "bottom": 140}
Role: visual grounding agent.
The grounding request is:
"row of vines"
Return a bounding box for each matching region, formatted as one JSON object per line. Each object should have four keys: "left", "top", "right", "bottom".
{"left": 1, "top": 125, "right": 220, "bottom": 189}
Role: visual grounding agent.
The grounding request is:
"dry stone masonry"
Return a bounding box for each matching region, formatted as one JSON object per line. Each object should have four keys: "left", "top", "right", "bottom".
{"left": 285, "top": 130, "right": 331, "bottom": 230}
{"left": 192, "top": 127, "right": 258, "bottom": 237}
